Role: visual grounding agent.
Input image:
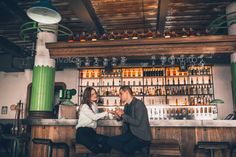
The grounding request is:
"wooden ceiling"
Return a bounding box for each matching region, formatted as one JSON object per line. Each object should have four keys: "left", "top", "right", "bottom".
{"left": 0, "top": 0, "right": 233, "bottom": 71}
{"left": 91, "top": 0, "right": 158, "bottom": 33}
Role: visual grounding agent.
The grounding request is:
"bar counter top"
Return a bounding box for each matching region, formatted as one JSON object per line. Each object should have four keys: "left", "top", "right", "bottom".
{"left": 27, "top": 119, "right": 236, "bottom": 127}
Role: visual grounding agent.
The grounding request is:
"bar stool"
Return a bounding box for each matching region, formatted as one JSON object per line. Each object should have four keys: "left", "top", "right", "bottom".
{"left": 230, "top": 143, "right": 236, "bottom": 157}
{"left": 195, "top": 141, "right": 230, "bottom": 157}
{"left": 32, "top": 138, "right": 69, "bottom": 157}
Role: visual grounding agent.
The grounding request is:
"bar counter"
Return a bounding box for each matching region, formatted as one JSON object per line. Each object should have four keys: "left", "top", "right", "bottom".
{"left": 29, "top": 119, "right": 236, "bottom": 157}
{"left": 28, "top": 119, "right": 236, "bottom": 127}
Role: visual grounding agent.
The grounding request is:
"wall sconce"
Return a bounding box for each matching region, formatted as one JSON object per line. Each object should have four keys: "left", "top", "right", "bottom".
{"left": 85, "top": 57, "right": 90, "bottom": 66}
{"left": 168, "top": 55, "right": 175, "bottom": 66}
{"left": 111, "top": 57, "right": 118, "bottom": 66}
{"left": 94, "top": 57, "right": 99, "bottom": 66}
{"left": 188, "top": 55, "right": 198, "bottom": 66}
{"left": 103, "top": 58, "right": 109, "bottom": 67}
{"left": 198, "top": 55, "right": 205, "bottom": 67}
{"left": 76, "top": 58, "right": 82, "bottom": 68}
{"left": 120, "top": 56, "right": 127, "bottom": 66}
{"left": 151, "top": 55, "right": 156, "bottom": 66}
{"left": 160, "top": 56, "right": 167, "bottom": 66}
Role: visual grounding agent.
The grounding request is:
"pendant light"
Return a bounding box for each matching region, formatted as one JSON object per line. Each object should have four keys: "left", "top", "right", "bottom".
{"left": 27, "top": 0, "right": 61, "bottom": 24}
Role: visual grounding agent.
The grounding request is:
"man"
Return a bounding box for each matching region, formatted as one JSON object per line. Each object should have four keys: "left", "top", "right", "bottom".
{"left": 108, "top": 86, "right": 152, "bottom": 154}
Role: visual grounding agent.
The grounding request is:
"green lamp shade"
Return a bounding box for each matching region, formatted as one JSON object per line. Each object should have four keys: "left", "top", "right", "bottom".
{"left": 27, "top": 0, "right": 61, "bottom": 24}
{"left": 210, "top": 99, "right": 224, "bottom": 104}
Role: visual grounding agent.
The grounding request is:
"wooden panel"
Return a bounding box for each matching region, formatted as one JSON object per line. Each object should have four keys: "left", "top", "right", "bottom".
{"left": 47, "top": 35, "right": 236, "bottom": 58}
{"left": 29, "top": 126, "right": 236, "bottom": 157}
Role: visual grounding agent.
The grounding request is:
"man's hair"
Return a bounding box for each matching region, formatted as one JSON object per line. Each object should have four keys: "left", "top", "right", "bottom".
{"left": 119, "top": 86, "right": 133, "bottom": 96}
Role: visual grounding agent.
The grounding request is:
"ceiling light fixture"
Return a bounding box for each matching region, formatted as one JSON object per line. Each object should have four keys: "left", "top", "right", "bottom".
{"left": 27, "top": 0, "right": 61, "bottom": 24}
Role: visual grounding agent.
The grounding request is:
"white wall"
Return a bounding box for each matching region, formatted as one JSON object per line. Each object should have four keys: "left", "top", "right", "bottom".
{"left": 0, "top": 66, "right": 234, "bottom": 119}
{"left": 213, "top": 65, "right": 234, "bottom": 119}
{"left": 0, "top": 69, "right": 78, "bottom": 119}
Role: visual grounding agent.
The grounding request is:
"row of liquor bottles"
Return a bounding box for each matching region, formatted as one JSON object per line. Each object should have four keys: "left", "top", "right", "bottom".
{"left": 88, "top": 84, "right": 213, "bottom": 97}
{"left": 99, "top": 95, "right": 213, "bottom": 106}
{"left": 80, "top": 66, "right": 212, "bottom": 79}
{"left": 67, "top": 28, "right": 211, "bottom": 43}
{"left": 83, "top": 76, "right": 212, "bottom": 87}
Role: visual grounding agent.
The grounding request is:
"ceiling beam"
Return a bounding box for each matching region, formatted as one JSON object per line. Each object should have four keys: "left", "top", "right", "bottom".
{"left": 1, "top": 0, "right": 29, "bottom": 21}
{"left": 0, "top": 36, "right": 29, "bottom": 57}
{"left": 69, "top": 0, "right": 104, "bottom": 35}
{"left": 157, "top": 0, "right": 170, "bottom": 34}
{"left": 46, "top": 35, "right": 236, "bottom": 58}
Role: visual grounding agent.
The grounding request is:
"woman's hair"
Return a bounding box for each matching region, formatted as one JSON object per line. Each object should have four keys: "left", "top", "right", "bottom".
{"left": 81, "top": 87, "right": 96, "bottom": 112}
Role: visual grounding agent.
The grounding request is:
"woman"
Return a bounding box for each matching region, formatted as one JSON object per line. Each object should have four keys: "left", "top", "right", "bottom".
{"left": 76, "top": 87, "right": 110, "bottom": 154}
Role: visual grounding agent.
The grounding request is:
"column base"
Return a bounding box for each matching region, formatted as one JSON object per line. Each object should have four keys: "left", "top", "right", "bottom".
{"left": 29, "top": 111, "right": 53, "bottom": 119}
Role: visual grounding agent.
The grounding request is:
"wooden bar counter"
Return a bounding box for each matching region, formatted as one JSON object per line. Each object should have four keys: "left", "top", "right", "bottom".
{"left": 29, "top": 119, "right": 236, "bottom": 157}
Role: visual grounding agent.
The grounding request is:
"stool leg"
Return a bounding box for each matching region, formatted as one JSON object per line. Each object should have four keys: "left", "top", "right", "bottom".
{"left": 47, "top": 145, "right": 53, "bottom": 157}
{"left": 210, "top": 149, "right": 214, "bottom": 157}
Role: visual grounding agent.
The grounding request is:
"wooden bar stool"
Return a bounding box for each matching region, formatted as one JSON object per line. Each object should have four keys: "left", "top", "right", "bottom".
{"left": 32, "top": 138, "right": 69, "bottom": 157}
{"left": 195, "top": 141, "right": 230, "bottom": 157}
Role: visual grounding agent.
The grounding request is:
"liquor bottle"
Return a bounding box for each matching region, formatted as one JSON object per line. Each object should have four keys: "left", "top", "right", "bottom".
{"left": 106, "top": 99, "right": 109, "bottom": 106}
{"left": 128, "top": 69, "right": 131, "bottom": 77}
{"left": 197, "top": 85, "right": 202, "bottom": 95}
{"left": 181, "top": 28, "right": 188, "bottom": 38}
{"left": 86, "top": 70, "right": 89, "bottom": 78}
{"left": 86, "top": 81, "right": 89, "bottom": 86}
{"left": 132, "top": 69, "right": 136, "bottom": 77}
{"left": 91, "top": 32, "right": 98, "bottom": 41}
{"left": 122, "top": 30, "right": 129, "bottom": 40}
{"left": 184, "top": 98, "right": 188, "bottom": 106}
{"left": 67, "top": 35, "right": 75, "bottom": 42}
{"left": 208, "top": 78, "right": 211, "bottom": 84}
{"left": 164, "top": 29, "right": 171, "bottom": 38}
{"left": 156, "top": 78, "right": 159, "bottom": 86}
{"left": 197, "top": 96, "right": 201, "bottom": 105}
{"left": 132, "top": 30, "right": 139, "bottom": 40}
{"left": 80, "top": 32, "right": 86, "bottom": 42}
{"left": 167, "top": 78, "right": 170, "bottom": 85}
{"left": 138, "top": 68, "right": 142, "bottom": 77}
{"left": 189, "top": 28, "right": 196, "bottom": 37}
{"left": 151, "top": 78, "right": 153, "bottom": 85}
{"left": 173, "top": 78, "right": 175, "bottom": 85}
{"left": 146, "top": 29, "right": 153, "bottom": 39}
{"left": 208, "top": 85, "right": 213, "bottom": 95}
{"left": 196, "top": 77, "right": 199, "bottom": 84}
{"left": 191, "top": 78, "right": 193, "bottom": 84}
{"left": 184, "top": 77, "right": 186, "bottom": 85}
{"left": 108, "top": 32, "right": 115, "bottom": 40}
{"left": 114, "top": 99, "right": 117, "bottom": 106}
{"left": 176, "top": 99, "right": 178, "bottom": 106}
{"left": 203, "top": 85, "right": 208, "bottom": 95}
{"left": 156, "top": 31, "right": 161, "bottom": 38}
{"left": 123, "top": 69, "right": 127, "bottom": 77}
{"left": 91, "top": 70, "right": 95, "bottom": 78}
{"left": 192, "top": 86, "right": 197, "bottom": 95}
{"left": 178, "top": 78, "right": 180, "bottom": 85}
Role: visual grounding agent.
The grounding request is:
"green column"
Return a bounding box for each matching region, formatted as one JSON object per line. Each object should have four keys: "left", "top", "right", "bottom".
{"left": 231, "top": 53, "right": 236, "bottom": 110}
{"left": 29, "top": 57, "right": 55, "bottom": 118}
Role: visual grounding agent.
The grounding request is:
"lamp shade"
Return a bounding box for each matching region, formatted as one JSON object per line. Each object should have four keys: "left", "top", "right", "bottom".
{"left": 210, "top": 99, "right": 224, "bottom": 105}
{"left": 26, "top": 0, "right": 61, "bottom": 24}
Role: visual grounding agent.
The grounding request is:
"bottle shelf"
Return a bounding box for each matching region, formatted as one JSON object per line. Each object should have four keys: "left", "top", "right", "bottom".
{"left": 122, "top": 77, "right": 143, "bottom": 79}
{"left": 78, "top": 66, "right": 214, "bottom": 107}
{"left": 143, "top": 76, "right": 165, "bottom": 78}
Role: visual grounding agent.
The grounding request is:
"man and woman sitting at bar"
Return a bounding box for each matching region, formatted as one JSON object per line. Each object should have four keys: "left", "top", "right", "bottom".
{"left": 75, "top": 86, "right": 152, "bottom": 155}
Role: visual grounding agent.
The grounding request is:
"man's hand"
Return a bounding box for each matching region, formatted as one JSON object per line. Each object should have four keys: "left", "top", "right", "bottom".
{"left": 115, "top": 108, "right": 124, "bottom": 117}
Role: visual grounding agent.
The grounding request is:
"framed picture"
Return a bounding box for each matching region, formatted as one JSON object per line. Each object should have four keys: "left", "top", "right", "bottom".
{"left": 1, "top": 106, "right": 8, "bottom": 114}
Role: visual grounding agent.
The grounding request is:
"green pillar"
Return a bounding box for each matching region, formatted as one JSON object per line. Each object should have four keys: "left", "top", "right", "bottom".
{"left": 231, "top": 53, "right": 236, "bottom": 110}
{"left": 29, "top": 57, "right": 55, "bottom": 118}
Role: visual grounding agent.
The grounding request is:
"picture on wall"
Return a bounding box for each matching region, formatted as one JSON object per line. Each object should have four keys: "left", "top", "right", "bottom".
{"left": 1, "top": 106, "right": 8, "bottom": 114}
